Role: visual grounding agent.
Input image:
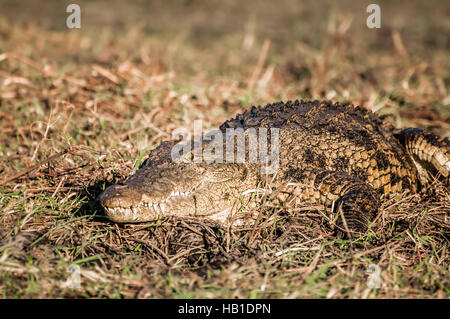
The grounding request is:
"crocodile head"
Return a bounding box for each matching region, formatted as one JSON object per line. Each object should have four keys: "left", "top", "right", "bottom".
{"left": 99, "top": 159, "right": 257, "bottom": 223}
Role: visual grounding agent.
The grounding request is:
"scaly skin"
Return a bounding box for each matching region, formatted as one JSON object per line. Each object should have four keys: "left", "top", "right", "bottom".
{"left": 99, "top": 100, "right": 449, "bottom": 233}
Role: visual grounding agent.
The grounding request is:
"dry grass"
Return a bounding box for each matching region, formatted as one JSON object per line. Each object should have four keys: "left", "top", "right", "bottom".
{"left": 0, "top": 0, "right": 449, "bottom": 298}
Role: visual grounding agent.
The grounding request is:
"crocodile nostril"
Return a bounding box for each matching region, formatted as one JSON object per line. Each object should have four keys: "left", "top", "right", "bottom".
{"left": 99, "top": 184, "right": 126, "bottom": 204}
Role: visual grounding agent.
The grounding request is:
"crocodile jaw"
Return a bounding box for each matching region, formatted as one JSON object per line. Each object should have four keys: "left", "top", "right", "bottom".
{"left": 99, "top": 184, "right": 196, "bottom": 222}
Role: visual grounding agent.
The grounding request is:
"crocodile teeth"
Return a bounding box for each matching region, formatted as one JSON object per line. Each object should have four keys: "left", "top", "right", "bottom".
{"left": 165, "top": 190, "right": 191, "bottom": 202}
{"left": 108, "top": 207, "right": 133, "bottom": 215}
{"left": 156, "top": 203, "right": 165, "bottom": 214}
{"left": 108, "top": 191, "right": 190, "bottom": 217}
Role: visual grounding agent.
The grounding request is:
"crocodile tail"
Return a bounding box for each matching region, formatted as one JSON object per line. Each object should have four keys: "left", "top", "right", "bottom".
{"left": 395, "top": 128, "right": 450, "bottom": 183}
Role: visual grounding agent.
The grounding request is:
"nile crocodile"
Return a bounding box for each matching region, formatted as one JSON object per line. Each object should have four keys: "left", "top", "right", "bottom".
{"left": 99, "top": 100, "right": 449, "bottom": 234}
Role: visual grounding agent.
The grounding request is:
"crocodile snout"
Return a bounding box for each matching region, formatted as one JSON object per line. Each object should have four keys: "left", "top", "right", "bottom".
{"left": 99, "top": 184, "right": 138, "bottom": 209}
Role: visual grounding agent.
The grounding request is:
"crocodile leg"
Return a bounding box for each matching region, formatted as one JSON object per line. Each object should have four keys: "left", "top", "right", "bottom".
{"left": 395, "top": 128, "right": 450, "bottom": 183}
{"left": 280, "top": 169, "right": 380, "bottom": 234}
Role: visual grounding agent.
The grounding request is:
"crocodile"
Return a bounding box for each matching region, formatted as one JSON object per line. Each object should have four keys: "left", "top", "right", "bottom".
{"left": 99, "top": 100, "right": 449, "bottom": 234}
